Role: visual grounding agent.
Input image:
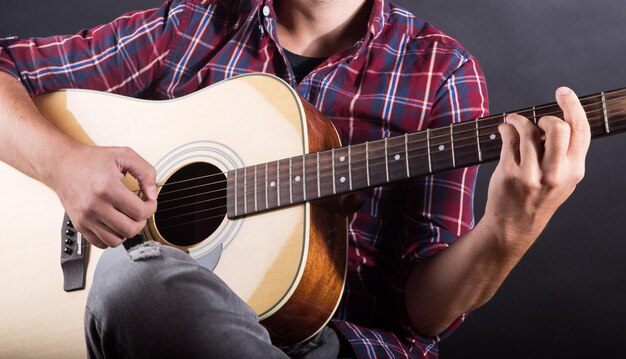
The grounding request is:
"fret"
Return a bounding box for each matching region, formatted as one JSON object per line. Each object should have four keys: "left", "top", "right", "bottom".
{"left": 304, "top": 153, "right": 318, "bottom": 201}
{"left": 333, "top": 147, "right": 351, "bottom": 194}
{"left": 404, "top": 134, "right": 410, "bottom": 178}
{"left": 264, "top": 163, "right": 269, "bottom": 210}
{"left": 289, "top": 157, "right": 293, "bottom": 204}
{"left": 384, "top": 138, "right": 390, "bottom": 182}
{"left": 302, "top": 155, "right": 307, "bottom": 201}
{"left": 428, "top": 126, "right": 454, "bottom": 173}
{"left": 317, "top": 152, "right": 321, "bottom": 198}
{"left": 454, "top": 121, "right": 481, "bottom": 168}
{"left": 580, "top": 94, "right": 606, "bottom": 137}
{"left": 267, "top": 161, "right": 278, "bottom": 209}
{"left": 331, "top": 149, "right": 337, "bottom": 194}
{"left": 243, "top": 167, "right": 248, "bottom": 214}
{"left": 318, "top": 150, "right": 335, "bottom": 198}
{"left": 227, "top": 169, "right": 239, "bottom": 217}
{"left": 603, "top": 91, "right": 626, "bottom": 134}
{"left": 348, "top": 146, "right": 353, "bottom": 190}
{"left": 365, "top": 142, "right": 371, "bottom": 186}
{"left": 246, "top": 166, "right": 256, "bottom": 214}
{"left": 477, "top": 116, "right": 502, "bottom": 163}
{"left": 278, "top": 158, "right": 291, "bottom": 206}
{"left": 449, "top": 123, "right": 456, "bottom": 168}
{"left": 366, "top": 139, "right": 387, "bottom": 186}
{"left": 406, "top": 131, "right": 430, "bottom": 178}
{"left": 475, "top": 119, "right": 482, "bottom": 163}
{"left": 426, "top": 129, "right": 432, "bottom": 173}
{"left": 225, "top": 171, "right": 233, "bottom": 217}
{"left": 290, "top": 156, "right": 304, "bottom": 204}
{"left": 237, "top": 168, "right": 246, "bottom": 215}
{"left": 517, "top": 108, "right": 535, "bottom": 123}
{"left": 350, "top": 143, "right": 369, "bottom": 190}
{"left": 532, "top": 106, "right": 538, "bottom": 125}
{"left": 276, "top": 161, "right": 281, "bottom": 206}
{"left": 534, "top": 103, "right": 560, "bottom": 120}
{"left": 233, "top": 169, "right": 238, "bottom": 216}
{"left": 386, "top": 136, "right": 408, "bottom": 183}
{"left": 253, "top": 165, "right": 258, "bottom": 212}
{"left": 602, "top": 92, "right": 610, "bottom": 134}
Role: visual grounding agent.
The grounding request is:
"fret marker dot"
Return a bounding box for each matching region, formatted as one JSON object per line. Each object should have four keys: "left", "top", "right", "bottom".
{"left": 339, "top": 156, "right": 346, "bottom": 162}
{"left": 438, "top": 144, "right": 445, "bottom": 151}
{"left": 295, "top": 176, "right": 301, "bottom": 182}
{"left": 340, "top": 176, "right": 346, "bottom": 183}
{"left": 394, "top": 154, "right": 401, "bottom": 161}
{"left": 490, "top": 134, "right": 497, "bottom": 140}
{"left": 270, "top": 181, "right": 276, "bottom": 187}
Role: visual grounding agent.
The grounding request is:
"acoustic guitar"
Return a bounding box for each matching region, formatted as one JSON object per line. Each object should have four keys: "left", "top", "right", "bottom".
{"left": 0, "top": 73, "right": 624, "bottom": 357}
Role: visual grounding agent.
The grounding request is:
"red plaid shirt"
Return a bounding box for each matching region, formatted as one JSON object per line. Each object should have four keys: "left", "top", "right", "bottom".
{"left": 0, "top": 0, "right": 489, "bottom": 357}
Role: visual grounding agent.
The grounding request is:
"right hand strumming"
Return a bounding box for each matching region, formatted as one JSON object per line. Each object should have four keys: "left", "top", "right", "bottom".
{"left": 49, "top": 144, "right": 158, "bottom": 249}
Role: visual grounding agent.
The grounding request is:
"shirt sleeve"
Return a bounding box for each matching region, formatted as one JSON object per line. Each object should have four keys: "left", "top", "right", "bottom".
{"left": 391, "top": 55, "right": 489, "bottom": 341}
{"left": 0, "top": 0, "right": 186, "bottom": 97}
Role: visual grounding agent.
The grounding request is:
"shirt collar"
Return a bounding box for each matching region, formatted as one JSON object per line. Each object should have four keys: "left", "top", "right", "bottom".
{"left": 368, "top": 0, "right": 389, "bottom": 39}
{"left": 356, "top": 0, "right": 389, "bottom": 56}
{"left": 257, "top": 0, "right": 390, "bottom": 50}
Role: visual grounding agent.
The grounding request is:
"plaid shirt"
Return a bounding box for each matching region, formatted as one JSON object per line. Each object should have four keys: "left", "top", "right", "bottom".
{"left": 0, "top": 0, "right": 488, "bottom": 357}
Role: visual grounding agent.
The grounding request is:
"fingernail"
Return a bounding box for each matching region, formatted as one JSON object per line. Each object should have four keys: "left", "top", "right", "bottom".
{"left": 557, "top": 87, "right": 572, "bottom": 96}
{"left": 147, "top": 185, "right": 158, "bottom": 200}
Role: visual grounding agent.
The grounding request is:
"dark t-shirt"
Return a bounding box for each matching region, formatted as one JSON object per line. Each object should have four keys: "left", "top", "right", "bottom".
{"left": 283, "top": 49, "right": 326, "bottom": 84}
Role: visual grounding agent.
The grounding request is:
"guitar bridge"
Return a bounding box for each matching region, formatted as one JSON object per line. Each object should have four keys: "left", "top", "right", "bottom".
{"left": 60, "top": 213, "right": 89, "bottom": 292}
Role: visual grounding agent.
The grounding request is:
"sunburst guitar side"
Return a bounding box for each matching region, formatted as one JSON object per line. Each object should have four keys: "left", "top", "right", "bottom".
{"left": 0, "top": 73, "right": 347, "bottom": 358}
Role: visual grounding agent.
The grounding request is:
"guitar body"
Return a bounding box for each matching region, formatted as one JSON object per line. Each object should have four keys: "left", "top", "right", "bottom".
{"left": 0, "top": 74, "right": 347, "bottom": 357}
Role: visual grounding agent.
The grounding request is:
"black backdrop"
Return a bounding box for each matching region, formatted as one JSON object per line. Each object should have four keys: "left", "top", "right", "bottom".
{"left": 2, "top": 1, "right": 626, "bottom": 357}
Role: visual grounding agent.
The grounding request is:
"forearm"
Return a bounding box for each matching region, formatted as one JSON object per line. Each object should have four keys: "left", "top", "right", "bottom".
{"left": 405, "top": 217, "right": 536, "bottom": 337}
{"left": 406, "top": 87, "right": 590, "bottom": 338}
{"left": 0, "top": 72, "right": 78, "bottom": 186}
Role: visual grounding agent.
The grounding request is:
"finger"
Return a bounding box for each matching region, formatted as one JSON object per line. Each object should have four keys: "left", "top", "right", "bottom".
{"left": 555, "top": 87, "right": 591, "bottom": 161}
{"left": 497, "top": 122, "right": 520, "bottom": 166}
{"left": 505, "top": 113, "right": 542, "bottom": 170}
{"left": 116, "top": 147, "right": 158, "bottom": 200}
{"left": 537, "top": 116, "right": 570, "bottom": 167}
{"left": 108, "top": 183, "right": 157, "bottom": 222}
{"left": 92, "top": 222, "right": 125, "bottom": 248}
{"left": 99, "top": 205, "right": 146, "bottom": 239}
{"left": 82, "top": 230, "right": 107, "bottom": 249}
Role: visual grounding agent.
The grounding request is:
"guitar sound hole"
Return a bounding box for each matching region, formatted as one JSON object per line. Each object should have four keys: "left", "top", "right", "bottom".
{"left": 154, "top": 162, "right": 227, "bottom": 247}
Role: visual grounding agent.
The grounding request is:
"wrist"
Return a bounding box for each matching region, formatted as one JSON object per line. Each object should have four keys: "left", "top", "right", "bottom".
{"left": 476, "top": 213, "right": 541, "bottom": 259}
{"left": 38, "top": 136, "right": 85, "bottom": 191}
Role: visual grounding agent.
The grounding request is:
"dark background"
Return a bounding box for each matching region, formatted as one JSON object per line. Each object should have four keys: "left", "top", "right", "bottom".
{"left": 2, "top": 0, "right": 626, "bottom": 357}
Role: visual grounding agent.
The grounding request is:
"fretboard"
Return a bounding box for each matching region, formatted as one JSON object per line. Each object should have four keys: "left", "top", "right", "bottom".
{"left": 226, "top": 88, "right": 626, "bottom": 218}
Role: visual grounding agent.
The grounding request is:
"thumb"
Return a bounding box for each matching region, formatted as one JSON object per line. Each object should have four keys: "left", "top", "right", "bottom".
{"left": 117, "top": 147, "right": 158, "bottom": 200}
{"left": 555, "top": 87, "right": 590, "bottom": 161}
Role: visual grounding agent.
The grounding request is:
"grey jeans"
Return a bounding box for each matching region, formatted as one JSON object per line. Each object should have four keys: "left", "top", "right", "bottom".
{"left": 85, "top": 243, "right": 340, "bottom": 358}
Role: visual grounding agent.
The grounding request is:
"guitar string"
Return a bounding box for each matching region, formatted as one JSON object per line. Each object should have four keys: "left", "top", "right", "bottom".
{"left": 150, "top": 88, "right": 626, "bottom": 192}
{"left": 154, "top": 105, "right": 624, "bottom": 212}
{"left": 154, "top": 110, "right": 626, "bottom": 226}
{"left": 154, "top": 113, "right": 613, "bottom": 229}
{"left": 154, "top": 103, "right": 621, "bottom": 207}
{"left": 171, "top": 86, "right": 618, "bottom": 186}
{"left": 148, "top": 87, "right": 626, "bottom": 192}
{"left": 143, "top": 91, "right": 626, "bottom": 226}
{"left": 147, "top": 94, "right": 621, "bottom": 194}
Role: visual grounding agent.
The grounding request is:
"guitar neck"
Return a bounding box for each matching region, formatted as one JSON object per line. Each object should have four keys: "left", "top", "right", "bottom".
{"left": 227, "top": 88, "right": 626, "bottom": 218}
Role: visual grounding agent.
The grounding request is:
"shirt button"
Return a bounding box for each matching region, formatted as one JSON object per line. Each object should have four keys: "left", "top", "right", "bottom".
{"left": 262, "top": 5, "right": 271, "bottom": 17}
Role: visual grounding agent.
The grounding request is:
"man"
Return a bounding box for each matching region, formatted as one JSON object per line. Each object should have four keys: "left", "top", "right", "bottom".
{"left": 0, "top": 0, "right": 590, "bottom": 357}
